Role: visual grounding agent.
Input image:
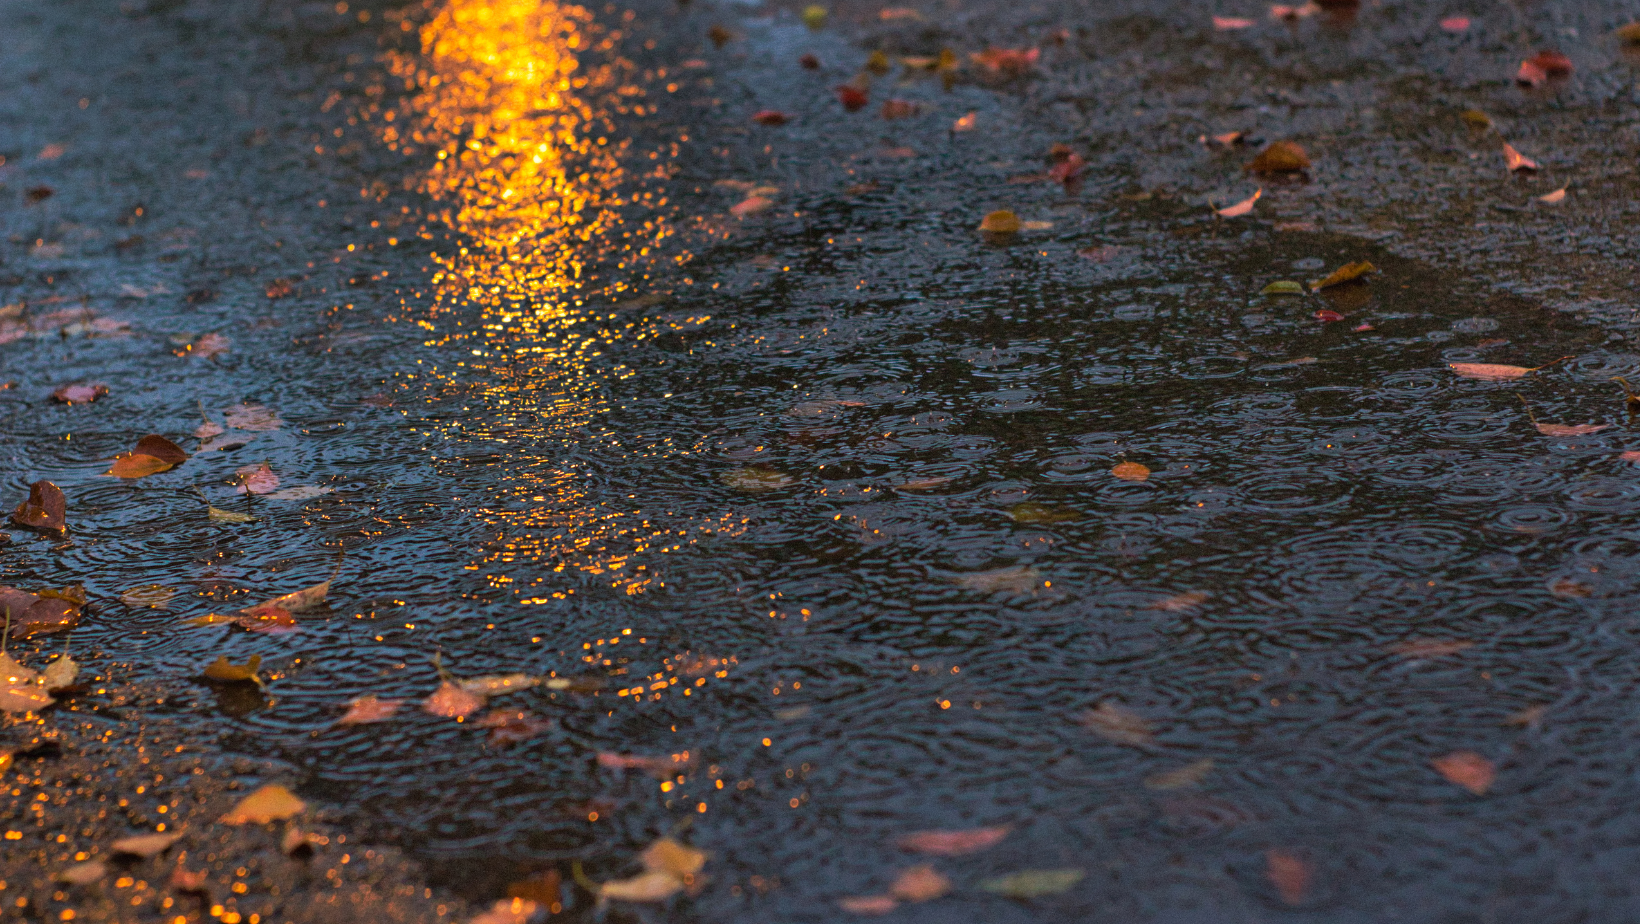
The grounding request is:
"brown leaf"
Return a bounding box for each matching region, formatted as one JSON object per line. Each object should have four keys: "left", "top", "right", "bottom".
{"left": 106, "top": 434, "right": 188, "bottom": 479}
{"left": 0, "top": 586, "right": 83, "bottom": 637}
{"left": 751, "top": 110, "right": 790, "bottom": 126}
{"left": 202, "top": 654, "right": 262, "bottom": 683}
{"left": 11, "top": 480, "right": 66, "bottom": 532}
{"left": 1245, "top": 141, "right": 1310, "bottom": 175}
{"left": 1079, "top": 701, "right": 1155, "bottom": 747}
{"left": 110, "top": 831, "right": 183, "bottom": 858}
{"left": 1148, "top": 591, "right": 1210, "bottom": 611}
{"left": 1534, "top": 422, "right": 1608, "bottom": 436}
{"left": 1618, "top": 22, "right": 1640, "bottom": 44}
{"left": 1309, "top": 261, "right": 1376, "bottom": 290}
{"left": 220, "top": 784, "right": 306, "bottom": 824}
{"left": 337, "top": 694, "right": 401, "bottom": 725}
{"left": 894, "top": 826, "right": 1010, "bottom": 856}
{"left": 979, "top": 210, "right": 1022, "bottom": 234}
{"left": 1448, "top": 362, "right": 1532, "bottom": 381}
{"left": 1144, "top": 758, "right": 1215, "bottom": 790}
{"left": 1539, "top": 187, "right": 1567, "bottom": 204}
{"left": 1432, "top": 750, "right": 1495, "bottom": 795}
{"left": 51, "top": 383, "right": 108, "bottom": 404}
{"left": 1387, "top": 639, "right": 1473, "bottom": 659}
{"left": 423, "top": 680, "right": 484, "bottom": 719}
{"left": 1112, "top": 461, "right": 1151, "bottom": 482}
{"left": 1526, "top": 49, "right": 1572, "bottom": 76}
{"left": 0, "top": 683, "right": 54, "bottom": 714}
{"left": 889, "top": 864, "right": 951, "bottom": 901}
{"left": 880, "top": 100, "right": 920, "bottom": 120}
{"left": 1265, "top": 849, "right": 1312, "bottom": 905}
{"left": 58, "top": 860, "right": 108, "bottom": 885}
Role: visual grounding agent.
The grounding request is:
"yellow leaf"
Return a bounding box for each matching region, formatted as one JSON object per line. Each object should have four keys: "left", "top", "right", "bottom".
{"left": 979, "top": 210, "right": 1021, "bottom": 234}
{"left": 1309, "top": 261, "right": 1376, "bottom": 290}
{"left": 641, "top": 838, "right": 706, "bottom": 877}
{"left": 220, "top": 784, "right": 306, "bottom": 825}
{"left": 203, "top": 654, "right": 262, "bottom": 683}
{"left": 601, "top": 870, "right": 685, "bottom": 902}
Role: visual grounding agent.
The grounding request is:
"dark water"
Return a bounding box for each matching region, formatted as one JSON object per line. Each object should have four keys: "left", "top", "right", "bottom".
{"left": 6, "top": 0, "right": 1640, "bottom": 919}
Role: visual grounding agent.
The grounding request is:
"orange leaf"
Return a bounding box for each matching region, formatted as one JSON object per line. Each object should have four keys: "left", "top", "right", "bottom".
{"left": 220, "top": 784, "right": 306, "bottom": 824}
{"left": 1527, "top": 49, "right": 1572, "bottom": 75}
{"left": 1213, "top": 15, "right": 1255, "bottom": 29}
{"left": 1111, "top": 461, "right": 1150, "bottom": 482}
{"left": 838, "top": 896, "right": 899, "bottom": 914}
{"left": 1148, "top": 590, "right": 1210, "bottom": 611}
{"left": 970, "top": 47, "right": 1039, "bottom": 74}
{"left": 1245, "top": 140, "right": 1310, "bottom": 175}
{"left": 107, "top": 453, "right": 174, "bottom": 479}
{"left": 1502, "top": 143, "right": 1537, "bottom": 172}
{"left": 894, "top": 825, "right": 1010, "bottom": 856}
{"left": 1539, "top": 187, "right": 1567, "bottom": 203}
{"left": 1265, "top": 849, "right": 1311, "bottom": 905}
{"left": 1448, "top": 362, "right": 1531, "bottom": 380}
{"left": 1432, "top": 750, "right": 1495, "bottom": 795}
{"left": 1216, "top": 188, "right": 1261, "bottom": 217}
{"left": 952, "top": 111, "right": 977, "bottom": 132}
{"left": 338, "top": 695, "right": 401, "bottom": 725}
{"left": 1309, "top": 260, "right": 1376, "bottom": 290}
{"left": 731, "top": 196, "right": 773, "bottom": 218}
{"left": 889, "top": 865, "right": 952, "bottom": 901}
{"left": 423, "top": 681, "right": 484, "bottom": 719}
{"left": 979, "top": 210, "right": 1021, "bottom": 234}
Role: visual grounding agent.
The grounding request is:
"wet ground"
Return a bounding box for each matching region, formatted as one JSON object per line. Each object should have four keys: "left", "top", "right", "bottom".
{"left": 6, "top": 0, "right": 1640, "bottom": 921}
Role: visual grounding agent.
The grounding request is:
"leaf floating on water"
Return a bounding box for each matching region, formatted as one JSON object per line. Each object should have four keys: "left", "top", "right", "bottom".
{"left": 1501, "top": 143, "right": 1537, "bottom": 172}
{"left": 1459, "top": 109, "right": 1492, "bottom": 130}
{"left": 107, "top": 434, "right": 188, "bottom": 478}
{"left": 641, "top": 838, "right": 708, "bottom": 878}
{"left": 11, "top": 480, "right": 67, "bottom": 532}
{"left": 202, "top": 655, "right": 263, "bottom": 683}
{"left": 1539, "top": 187, "right": 1567, "bottom": 204}
{"left": 1618, "top": 22, "right": 1640, "bottom": 44}
{"left": 188, "top": 332, "right": 231, "bottom": 360}
{"left": 223, "top": 403, "right": 282, "bottom": 431}
{"left": 979, "top": 210, "right": 1022, "bottom": 234}
{"left": 1448, "top": 362, "right": 1532, "bottom": 380}
{"left": 0, "top": 683, "right": 53, "bottom": 714}
{"left": 1535, "top": 422, "right": 1609, "bottom": 437}
{"left": 950, "top": 566, "right": 1042, "bottom": 595}
{"left": 889, "top": 864, "right": 952, "bottom": 901}
{"left": 730, "top": 195, "right": 773, "bottom": 218}
{"left": 1388, "top": 639, "right": 1473, "bottom": 659}
{"left": 895, "top": 476, "right": 952, "bottom": 491}
{"left": 458, "top": 673, "right": 542, "bottom": 697}
{"left": 41, "top": 652, "right": 78, "bottom": 692}
{"left": 1265, "top": 849, "right": 1311, "bottom": 905}
{"left": 338, "top": 694, "right": 401, "bottom": 725}
{"left": 477, "top": 709, "right": 552, "bottom": 747}
{"left": 1145, "top": 758, "right": 1215, "bottom": 790}
{"left": 1261, "top": 280, "right": 1304, "bottom": 296}
{"left": 208, "top": 506, "right": 256, "bottom": 523}
{"left": 0, "top": 649, "right": 36, "bottom": 686}
{"left": 1503, "top": 704, "right": 1547, "bottom": 728}
{"left": 1245, "top": 141, "right": 1310, "bottom": 175}
{"left": 470, "top": 899, "right": 542, "bottom": 924}
{"left": 58, "top": 860, "right": 108, "bottom": 885}
{"left": 51, "top": 383, "right": 108, "bottom": 404}
{"left": 835, "top": 85, "right": 869, "bottom": 112}
{"left": 1008, "top": 502, "right": 1079, "bottom": 524}
{"left": 263, "top": 485, "right": 334, "bottom": 501}
{"left": 120, "top": 584, "right": 176, "bottom": 609}
{"left": 801, "top": 4, "right": 827, "bottom": 28}
{"left": 1148, "top": 590, "right": 1210, "bottom": 611}
{"left": 424, "top": 680, "right": 485, "bottom": 719}
{"left": 597, "top": 752, "right": 691, "bottom": 777}
{"left": 1432, "top": 750, "right": 1495, "bottom": 795}
{"left": 1216, "top": 188, "right": 1261, "bottom": 218}
{"left": 1112, "top": 461, "right": 1151, "bottom": 482}
{"left": 750, "top": 110, "right": 790, "bottom": 126}
{"left": 1213, "top": 15, "right": 1255, "bottom": 29}
{"left": 1309, "top": 260, "right": 1375, "bottom": 290}
{"left": 111, "top": 831, "right": 183, "bottom": 858}
{"left": 1314, "top": 309, "right": 1345, "bottom": 322}
{"left": 719, "top": 466, "right": 795, "bottom": 492}
{"left": 1079, "top": 701, "right": 1155, "bottom": 747}
{"left": 895, "top": 826, "right": 1010, "bottom": 856}
{"left": 235, "top": 462, "right": 280, "bottom": 495}
{"left": 978, "top": 869, "right": 1085, "bottom": 899}
{"left": 952, "top": 111, "right": 977, "bottom": 132}
{"left": 1439, "top": 15, "right": 1470, "bottom": 31}
{"left": 970, "top": 47, "right": 1039, "bottom": 75}
{"left": 220, "top": 784, "right": 306, "bottom": 825}
{"left": 0, "top": 586, "right": 83, "bottom": 637}
{"left": 602, "top": 870, "right": 685, "bottom": 902}
{"left": 839, "top": 895, "right": 899, "bottom": 915}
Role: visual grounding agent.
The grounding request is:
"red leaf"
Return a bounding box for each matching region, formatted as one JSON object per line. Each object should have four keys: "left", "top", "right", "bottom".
{"left": 1439, "top": 16, "right": 1470, "bottom": 32}
{"left": 835, "top": 85, "right": 868, "bottom": 111}
{"left": 894, "top": 826, "right": 1010, "bottom": 856}
{"left": 1048, "top": 153, "right": 1087, "bottom": 185}
{"left": 1213, "top": 15, "right": 1255, "bottom": 29}
{"left": 1314, "top": 309, "right": 1344, "bottom": 322}
{"left": 1265, "top": 849, "right": 1311, "bottom": 905}
{"left": 1515, "top": 60, "right": 1547, "bottom": 87}
{"left": 1528, "top": 50, "right": 1573, "bottom": 75}
{"left": 751, "top": 110, "right": 790, "bottom": 125}
{"left": 971, "top": 47, "right": 1039, "bottom": 74}
{"left": 1432, "top": 750, "right": 1495, "bottom": 795}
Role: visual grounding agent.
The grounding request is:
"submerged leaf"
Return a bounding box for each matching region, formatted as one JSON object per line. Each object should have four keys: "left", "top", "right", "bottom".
{"left": 1080, "top": 701, "right": 1155, "bottom": 747}
{"left": 839, "top": 895, "right": 899, "bottom": 915}
{"left": 1535, "top": 422, "right": 1609, "bottom": 436}
{"left": 1432, "top": 750, "right": 1495, "bottom": 794}
{"left": 458, "top": 674, "right": 542, "bottom": 697}
{"left": 1213, "top": 15, "right": 1255, "bottom": 29}
{"left": 978, "top": 868, "right": 1085, "bottom": 898}
{"left": 424, "top": 680, "right": 485, "bottom": 719}
{"left": 120, "top": 584, "right": 176, "bottom": 609}
{"left": 719, "top": 466, "right": 795, "bottom": 492}
{"left": 602, "top": 870, "right": 684, "bottom": 902}
{"left": 1145, "top": 758, "right": 1215, "bottom": 790}
{"left": 1008, "top": 502, "right": 1079, "bottom": 524}
{"left": 641, "top": 838, "right": 708, "bottom": 878}
{"left": 338, "top": 694, "right": 401, "bottom": 725}
{"left": 1265, "top": 849, "right": 1312, "bottom": 905}
{"left": 894, "top": 826, "right": 1010, "bottom": 856}
{"left": 208, "top": 506, "right": 256, "bottom": 523}
{"left": 222, "top": 403, "right": 282, "bottom": 431}
{"left": 950, "top": 566, "right": 1042, "bottom": 595}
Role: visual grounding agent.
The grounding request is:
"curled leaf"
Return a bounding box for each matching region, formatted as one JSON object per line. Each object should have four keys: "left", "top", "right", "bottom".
{"left": 1245, "top": 141, "right": 1310, "bottom": 175}
{"left": 11, "top": 480, "right": 67, "bottom": 532}
{"left": 107, "top": 434, "right": 187, "bottom": 478}
{"left": 1309, "top": 261, "right": 1376, "bottom": 290}
{"left": 1216, "top": 188, "right": 1261, "bottom": 218}
{"left": 1502, "top": 143, "right": 1537, "bottom": 172}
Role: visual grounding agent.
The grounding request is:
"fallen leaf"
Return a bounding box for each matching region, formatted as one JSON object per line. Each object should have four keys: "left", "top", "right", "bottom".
{"left": 476, "top": 709, "right": 553, "bottom": 746}
{"left": 111, "top": 832, "right": 183, "bottom": 858}
{"left": 51, "top": 383, "right": 108, "bottom": 404}
{"left": 1309, "top": 260, "right": 1376, "bottom": 290}
{"left": 235, "top": 463, "right": 280, "bottom": 495}
{"left": 1112, "top": 461, "right": 1150, "bottom": 482}
{"left": 1504, "top": 704, "right": 1547, "bottom": 727}
{"left": 641, "top": 838, "right": 707, "bottom": 878}
{"left": 1145, "top": 758, "right": 1215, "bottom": 790}
{"left": 1270, "top": 3, "right": 1319, "bottom": 19}
{"left": 1622, "top": 451, "right": 1640, "bottom": 462}
{"left": 1148, "top": 590, "right": 1210, "bottom": 611}
{"left": 1048, "top": 153, "right": 1087, "bottom": 185}
{"left": 281, "top": 827, "right": 323, "bottom": 856}
{"left": 730, "top": 196, "right": 773, "bottom": 218}
{"left": 262, "top": 485, "right": 333, "bottom": 501}
{"left": 895, "top": 476, "right": 952, "bottom": 491}
{"left": 880, "top": 99, "right": 919, "bottom": 120}
{"left": 839, "top": 895, "right": 898, "bottom": 914}
{"left": 470, "top": 899, "right": 542, "bottom": 924}
{"left": 1079, "top": 244, "right": 1122, "bottom": 262}
{"left": 950, "top": 566, "right": 1042, "bottom": 595}
{"left": 1539, "top": 187, "right": 1567, "bottom": 204}
{"left": 1432, "top": 750, "right": 1495, "bottom": 795}
{"left": 1213, "top": 15, "right": 1255, "bottom": 29}
{"left": 707, "top": 25, "right": 736, "bottom": 46}
{"left": 720, "top": 466, "right": 795, "bottom": 491}
{"left": 1216, "top": 188, "right": 1261, "bottom": 217}
{"left": 889, "top": 865, "right": 951, "bottom": 901}
{"left": 1079, "top": 701, "right": 1154, "bottom": 747}
{"left": 58, "top": 861, "right": 108, "bottom": 885}
{"left": 223, "top": 403, "right": 282, "bottom": 431}
{"left": 338, "top": 694, "right": 401, "bottom": 725}
{"left": 106, "top": 434, "right": 188, "bottom": 478}
{"left": 1448, "top": 362, "right": 1532, "bottom": 381}
{"left": 970, "top": 47, "right": 1039, "bottom": 75}
{"left": 202, "top": 654, "right": 262, "bottom": 683}
{"left": 602, "top": 870, "right": 685, "bottom": 902}
{"left": 226, "top": 605, "right": 298, "bottom": 634}
{"left": 1460, "top": 109, "right": 1492, "bottom": 129}
{"left": 11, "top": 480, "right": 67, "bottom": 532}
{"left": 1524, "top": 49, "right": 1572, "bottom": 77}
{"left": 0, "top": 683, "right": 54, "bottom": 714}
{"left": 865, "top": 50, "right": 891, "bottom": 74}
{"left": 220, "top": 784, "right": 306, "bottom": 824}
{"left": 751, "top": 110, "right": 790, "bottom": 126}
{"left": 878, "top": 6, "right": 922, "bottom": 20}
{"left": 458, "top": 674, "right": 542, "bottom": 697}
{"left": 836, "top": 85, "right": 869, "bottom": 112}
{"left": 0, "top": 651, "right": 36, "bottom": 686}
{"left": 978, "top": 869, "right": 1085, "bottom": 898}
{"left": 1440, "top": 15, "right": 1469, "bottom": 31}
{"left": 189, "top": 332, "right": 231, "bottom": 360}
{"left": 1008, "top": 502, "right": 1079, "bottom": 524}
{"left": 952, "top": 111, "right": 977, "bottom": 132}
{"left": 1388, "top": 639, "right": 1473, "bottom": 658}
{"left": 1261, "top": 280, "right": 1304, "bottom": 295}
{"left": 1502, "top": 143, "right": 1537, "bottom": 172}
{"left": 424, "top": 680, "right": 485, "bottom": 719}
{"left": 1315, "top": 309, "right": 1345, "bottom": 322}
{"left": 1246, "top": 141, "right": 1310, "bottom": 175}
{"left": 120, "top": 584, "right": 176, "bottom": 609}
{"left": 802, "top": 4, "right": 827, "bottom": 28}
{"left": 596, "top": 752, "right": 691, "bottom": 777}
{"left": 40, "top": 653, "right": 77, "bottom": 692}
{"left": 1619, "top": 22, "right": 1640, "bottom": 44}
{"left": 1535, "top": 422, "right": 1609, "bottom": 436}
{"left": 0, "top": 586, "right": 82, "bottom": 637}
{"left": 1265, "top": 849, "right": 1311, "bottom": 905}
{"left": 979, "top": 210, "right": 1022, "bottom": 234}
{"left": 896, "top": 826, "right": 1010, "bottom": 856}
{"left": 169, "top": 866, "right": 209, "bottom": 892}
{"left": 208, "top": 506, "right": 256, "bottom": 523}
